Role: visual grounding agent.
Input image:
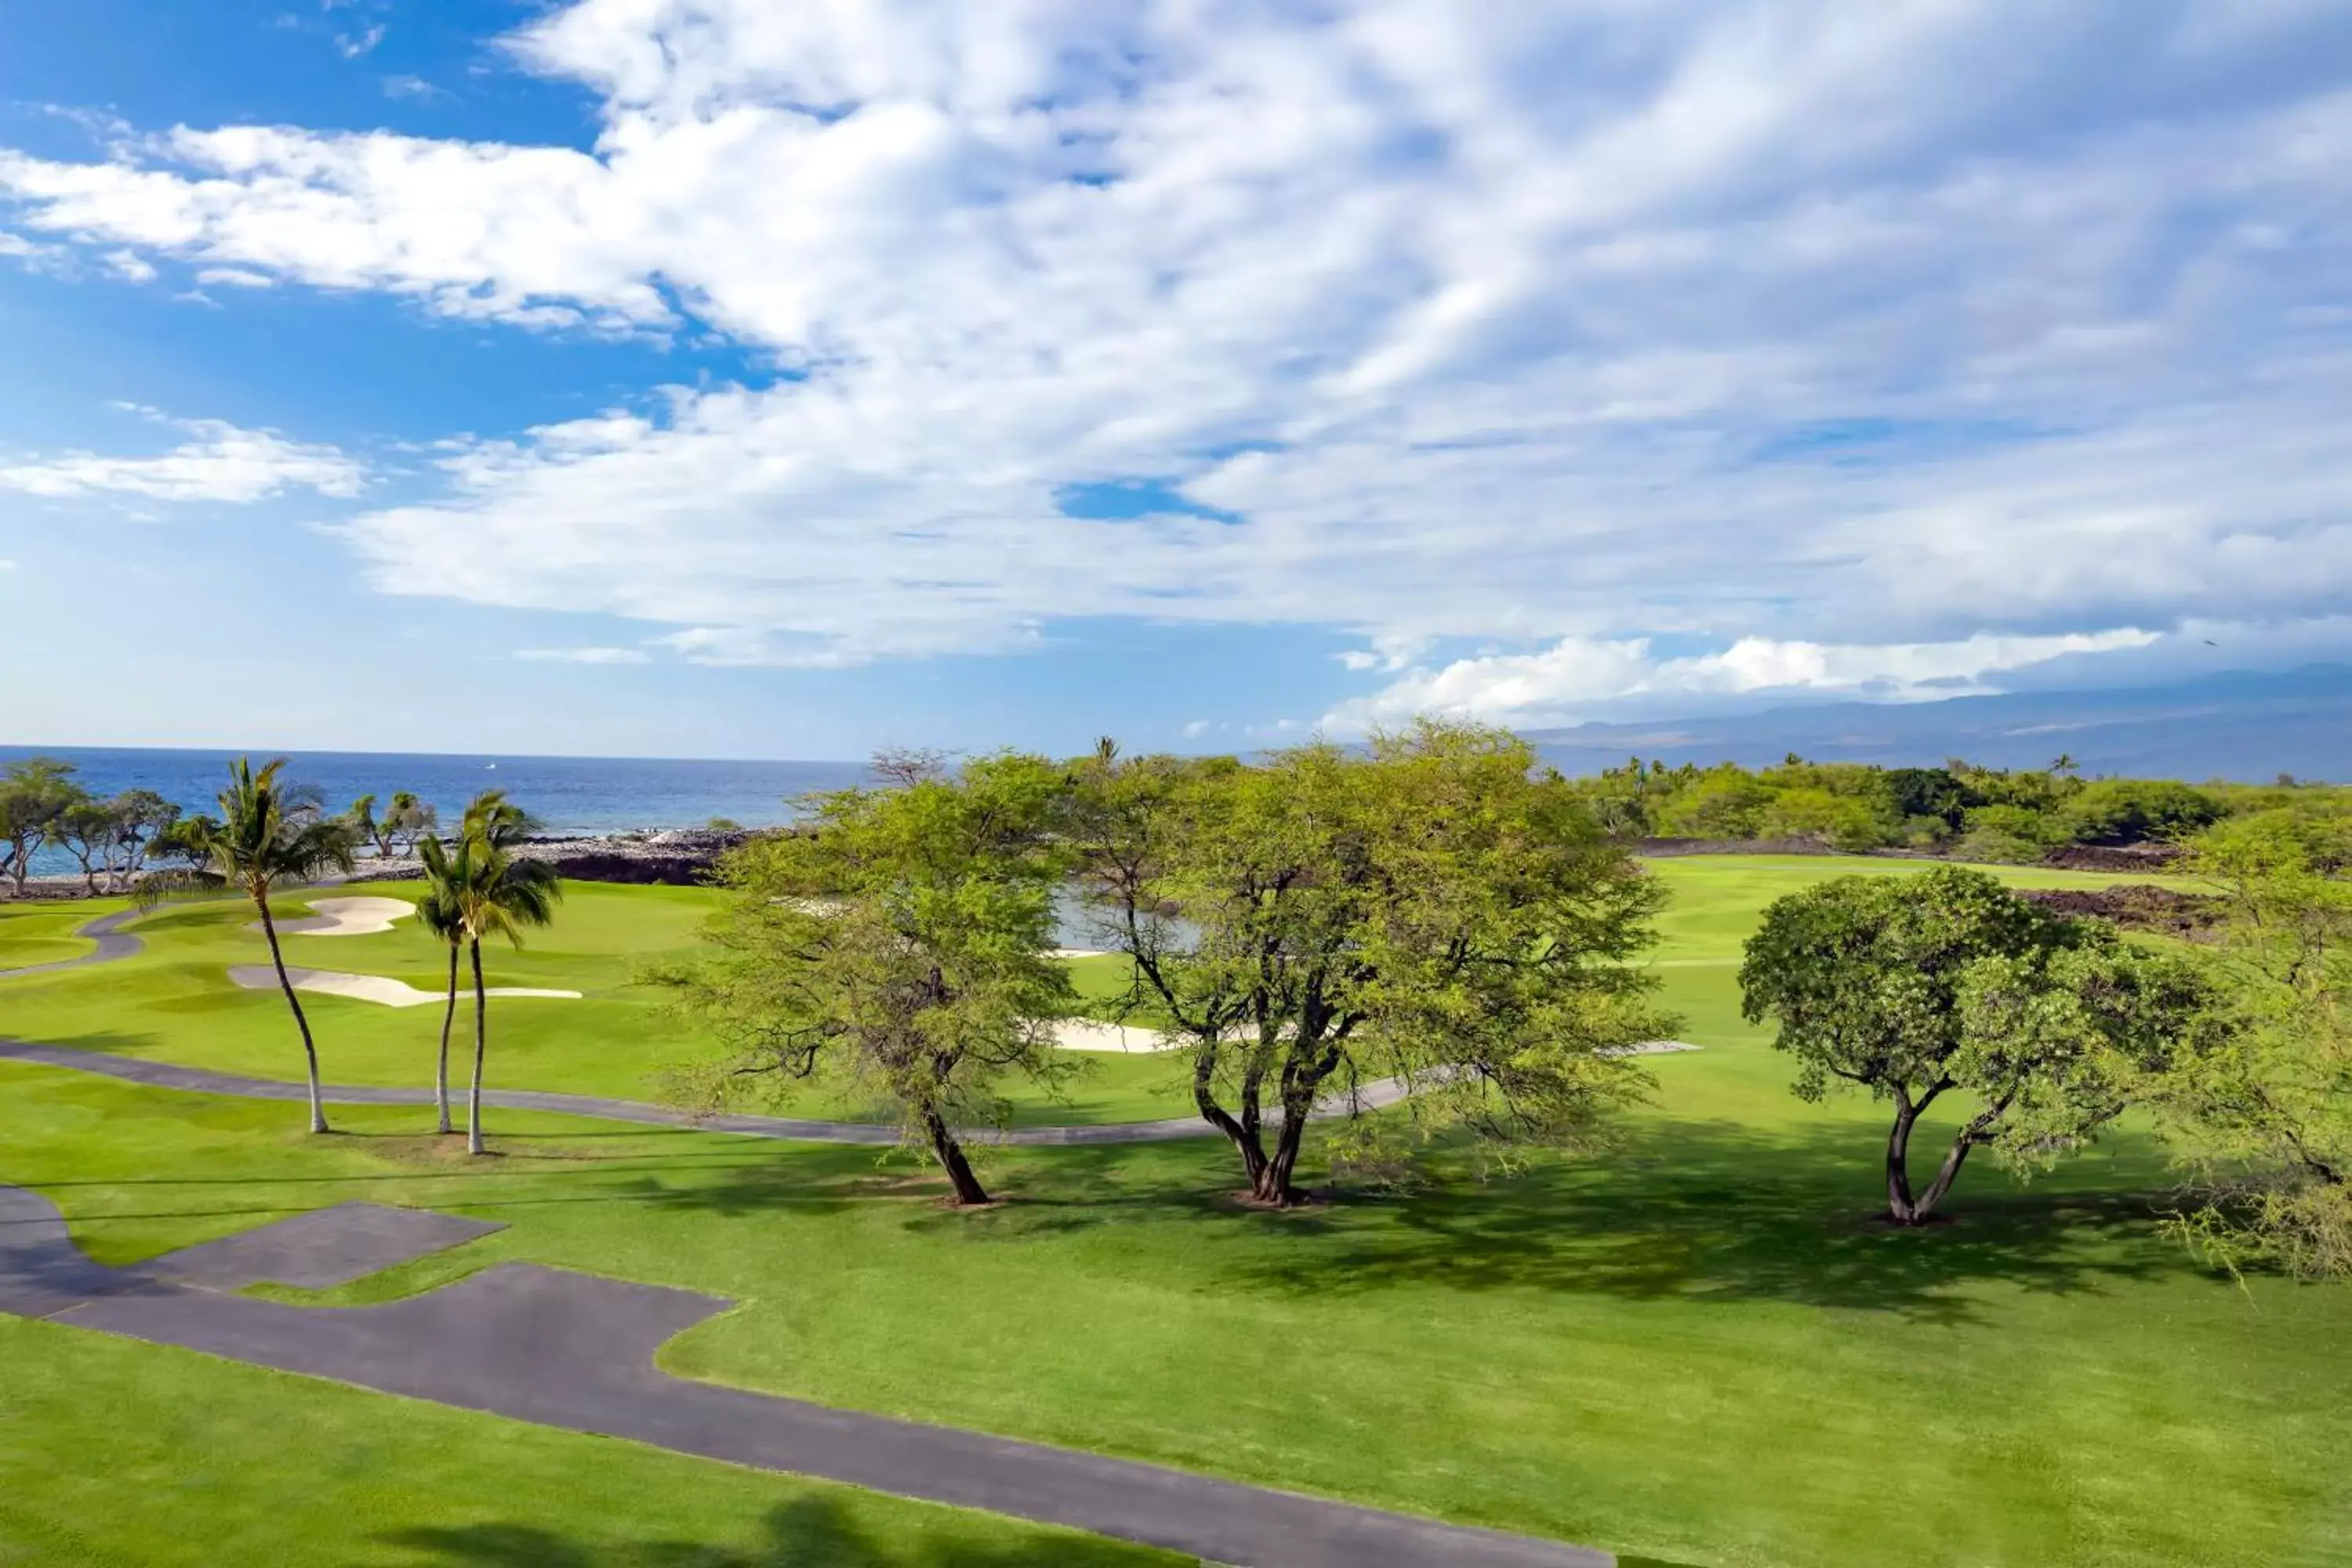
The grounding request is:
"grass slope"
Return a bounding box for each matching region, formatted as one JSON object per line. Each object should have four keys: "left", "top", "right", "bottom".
{"left": 0, "top": 1313, "right": 1176, "bottom": 1566}
{"left": 0, "top": 898, "right": 122, "bottom": 970}
{"left": 2, "top": 856, "right": 2338, "bottom": 1568}
{"left": 0, "top": 880, "right": 1187, "bottom": 1126}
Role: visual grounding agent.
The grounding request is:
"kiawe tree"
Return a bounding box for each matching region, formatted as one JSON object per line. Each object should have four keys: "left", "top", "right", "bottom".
{"left": 661, "top": 752, "right": 1075, "bottom": 1207}
{"left": 190, "top": 758, "right": 358, "bottom": 1134}
{"left": 2145, "top": 817, "right": 2352, "bottom": 1275}
{"left": 0, "top": 757, "right": 82, "bottom": 897}
{"left": 1739, "top": 866, "right": 2211, "bottom": 1225}
{"left": 1073, "top": 723, "right": 1669, "bottom": 1207}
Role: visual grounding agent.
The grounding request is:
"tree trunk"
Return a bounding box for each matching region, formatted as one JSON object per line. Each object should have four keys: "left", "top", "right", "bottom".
{"left": 258, "top": 898, "right": 330, "bottom": 1134}
{"left": 1913, "top": 1134, "right": 1978, "bottom": 1221}
{"left": 1884, "top": 1095, "right": 1922, "bottom": 1223}
{"left": 1252, "top": 1098, "right": 1312, "bottom": 1206}
{"left": 466, "top": 939, "right": 488, "bottom": 1156}
{"left": 1192, "top": 1043, "right": 1269, "bottom": 1189}
{"left": 434, "top": 943, "right": 459, "bottom": 1135}
{"left": 920, "top": 1107, "right": 991, "bottom": 1205}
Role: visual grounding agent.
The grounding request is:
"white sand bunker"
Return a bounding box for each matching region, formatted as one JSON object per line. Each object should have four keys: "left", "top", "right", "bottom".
{"left": 228, "top": 966, "right": 582, "bottom": 1010}
{"left": 1053, "top": 1020, "right": 1172, "bottom": 1054}
{"left": 260, "top": 898, "right": 417, "bottom": 938}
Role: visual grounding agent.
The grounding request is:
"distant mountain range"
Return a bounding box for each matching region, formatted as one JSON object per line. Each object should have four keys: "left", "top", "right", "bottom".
{"left": 1526, "top": 666, "right": 2352, "bottom": 782}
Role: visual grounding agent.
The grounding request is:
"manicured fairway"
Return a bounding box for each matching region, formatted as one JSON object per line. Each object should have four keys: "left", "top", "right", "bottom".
{"left": 0, "top": 899, "right": 122, "bottom": 970}
{"left": 0, "top": 1314, "right": 1178, "bottom": 1567}
{"left": 3, "top": 855, "right": 2339, "bottom": 1568}
{"left": 0, "top": 881, "right": 1191, "bottom": 1126}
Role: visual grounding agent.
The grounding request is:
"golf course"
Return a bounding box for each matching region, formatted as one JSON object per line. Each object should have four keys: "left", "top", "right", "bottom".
{"left": 3, "top": 853, "right": 2342, "bottom": 1568}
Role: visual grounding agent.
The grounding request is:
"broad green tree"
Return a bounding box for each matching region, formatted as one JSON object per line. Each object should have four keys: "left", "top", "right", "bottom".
{"left": 1738, "top": 866, "right": 2204, "bottom": 1224}
{"left": 49, "top": 797, "right": 115, "bottom": 895}
{"left": 194, "top": 758, "right": 358, "bottom": 1134}
{"left": 102, "top": 789, "right": 180, "bottom": 891}
{"left": 0, "top": 757, "right": 82, "bottom": 897}
{"left": 384, "top": 792, "right": 437, "bottom": 858}
{"left": 2147, "top": 819, "right": 2352, "bottom": 1275}
{"left": 1073, "top": 724, "right": 1668, "bottom": 1207}
{"left": 663, "top": 753, "right": 1074, "bottom": 1206}
{"left": 436, "top": 790, "right": 561, "bottom": 1156}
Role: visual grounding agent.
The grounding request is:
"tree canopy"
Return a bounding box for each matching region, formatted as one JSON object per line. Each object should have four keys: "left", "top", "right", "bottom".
{"left": 1073, "top": 722, "right": 1669, "bottom": 1205}
{"left": 1740, "top": 866, "right": 2212, "bottom": 1224}
{"left": 662, "top": 752, "right": 1076, "bottom": 1206}
{"left": 2148, "top": 816, "right": 2352, "bottom": 1276}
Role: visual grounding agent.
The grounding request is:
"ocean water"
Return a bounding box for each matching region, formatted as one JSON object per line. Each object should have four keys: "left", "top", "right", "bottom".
{"left": 1, "top": 746, "right": 873, "bottom": 865}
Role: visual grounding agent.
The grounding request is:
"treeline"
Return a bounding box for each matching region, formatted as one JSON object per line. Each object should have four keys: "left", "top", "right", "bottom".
{"left": 1569, "top": 753, "right": 2352, "bottom": 862}
{"left": 0, "top": 756, "right": 437, "bottom": 898}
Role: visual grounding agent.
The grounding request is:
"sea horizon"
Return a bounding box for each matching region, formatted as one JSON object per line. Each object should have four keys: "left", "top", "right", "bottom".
{"left": 0, "top": 745, "right": 876, "bottom": 850}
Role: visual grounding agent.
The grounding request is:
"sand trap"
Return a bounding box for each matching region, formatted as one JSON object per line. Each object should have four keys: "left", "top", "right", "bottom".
{"left": 261, "top": 898, "right": 416, "bottom": 938}
{"left": 1053, "top": 1019, "right": 1172, "bottom": 1054}
{"left": 228, "top": 965, "right": 581, "bottom": 1010}
{"left": 1048, "top": 947, "right": 1108, "bottom": 960}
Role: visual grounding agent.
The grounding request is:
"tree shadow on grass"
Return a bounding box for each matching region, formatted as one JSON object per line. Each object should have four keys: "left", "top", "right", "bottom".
{"left": 381, "top": 1494, "right": 1171, "bottom": 1567}
{"left": 1229, "top": 1118, "right": 2195, "bottom": 1322}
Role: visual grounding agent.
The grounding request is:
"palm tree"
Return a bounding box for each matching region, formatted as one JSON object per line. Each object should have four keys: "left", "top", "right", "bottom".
{"left": 198, "top": 758, "right": 358, "bottom": 1134}
{"left": 445, "top": 790, "right": 561, "bottom": 1156}
{"left": 414, "top": 840, "right": 467, "bottom": 1136}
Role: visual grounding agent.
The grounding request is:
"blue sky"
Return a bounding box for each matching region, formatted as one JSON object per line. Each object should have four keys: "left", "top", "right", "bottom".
{"left": 2, "top": 2, "right": 2349, "bottom": 760}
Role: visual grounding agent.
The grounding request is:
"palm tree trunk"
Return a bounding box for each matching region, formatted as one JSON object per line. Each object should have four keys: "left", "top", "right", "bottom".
{"left": 466, "top": 938, "right": 488, "bottom": 1156}
{"left": 257, "top": 896, "right": 329, "bottom": 1134}
{"left": 435, "top": 943, "right": 459, "bottom": 1135}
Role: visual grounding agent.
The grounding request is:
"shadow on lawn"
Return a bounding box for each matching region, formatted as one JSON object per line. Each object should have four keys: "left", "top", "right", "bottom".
{"left": 1225, "top": 1119, "right": 2188, "bottom": 1321}
{"left": 381, "top": 1495, "right": 1167, "bottom": 1567}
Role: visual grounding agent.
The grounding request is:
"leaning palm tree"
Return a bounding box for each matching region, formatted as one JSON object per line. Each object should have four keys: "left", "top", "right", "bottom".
{"left": 414, "top": 841, "right": 467, "bottom": 1136}
{"left": 446, "top": 791, "right": 562, "bottom": 1156}
{"left": 198, "top": 758, "right": 358, "bottom": 1134}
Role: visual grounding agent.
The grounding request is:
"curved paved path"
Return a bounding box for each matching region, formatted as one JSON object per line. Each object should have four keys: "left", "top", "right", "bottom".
{"left": 0, "top": 906, "right": 146, "bottom": 979}
{"left": 0, "top": 909, "right": 1414, "bottom": 1146}
{"left": 0, "top": 1036, "right": 1410, "bottom": 1147}
{"left": 0, "top": 1181, "right": 1612, "bottom": 1567}
{"left": 1, "top": 909, "right": 1688, "bottom": 1150}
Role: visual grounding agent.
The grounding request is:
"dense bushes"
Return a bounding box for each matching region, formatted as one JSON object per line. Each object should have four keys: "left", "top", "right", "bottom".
{"left": 1571, "top": 754, "right": 2337, "bottom": 859}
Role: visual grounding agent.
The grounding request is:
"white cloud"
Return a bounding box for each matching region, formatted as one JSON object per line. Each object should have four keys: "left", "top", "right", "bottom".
{"left": 0, "top": 2, "right": 2347, "bottom": 698}
{"left": 1325, "top": 629, "right": 2161, "bottom": 732}
{"left": 195, "top": 266, "right": 274, "bottom": 289}
{"left": 101, "top": 249, "right": 156, "bottom": 282}
{"left": 1181, "top": 719, "right": 1212, "bottom": 739}
{"left": 515, "top": 646, "right": 651, "bottom": 665}
{"left": 0, "top": 412, "right": 366, "bottom": 503}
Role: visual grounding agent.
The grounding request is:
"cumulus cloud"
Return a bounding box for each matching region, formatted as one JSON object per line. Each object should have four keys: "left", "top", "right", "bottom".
{"left": 515, "top": 646, "right": 651, "bottom": 665}
{"left": 0, "top": 412, "right": 366, "bottom": 503}
{"left": 2, "top": 1, "right": 2348, "bottom": 701}
{"left": 1324, "top": 629, "right": 2161, "bottom": 732}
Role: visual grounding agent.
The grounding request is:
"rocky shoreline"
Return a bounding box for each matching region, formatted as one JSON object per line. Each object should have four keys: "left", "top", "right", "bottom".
{"left": 3, "top": 826, "right": 764, "bottom": 899}
{"left": 360, "top": 826, "right": 760, "bottom": 888}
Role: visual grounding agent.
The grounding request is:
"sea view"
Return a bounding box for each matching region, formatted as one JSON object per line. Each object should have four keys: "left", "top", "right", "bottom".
{"left": 0, "top": 746, "right": 872, "bottom": 844}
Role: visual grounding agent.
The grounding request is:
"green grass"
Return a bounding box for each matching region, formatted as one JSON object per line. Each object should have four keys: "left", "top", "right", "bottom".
{"left": 2, "top": 855, "right": 2339, "bottom": 1568}
{"left": 0, "top": 881, "right": 1189, "bottom": 1127}
{"left": 0, "top": 898, "right": 122, "bottom": 970}
{"left": 0, "top": 1313, "right": 1177, "bottom": 1566}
